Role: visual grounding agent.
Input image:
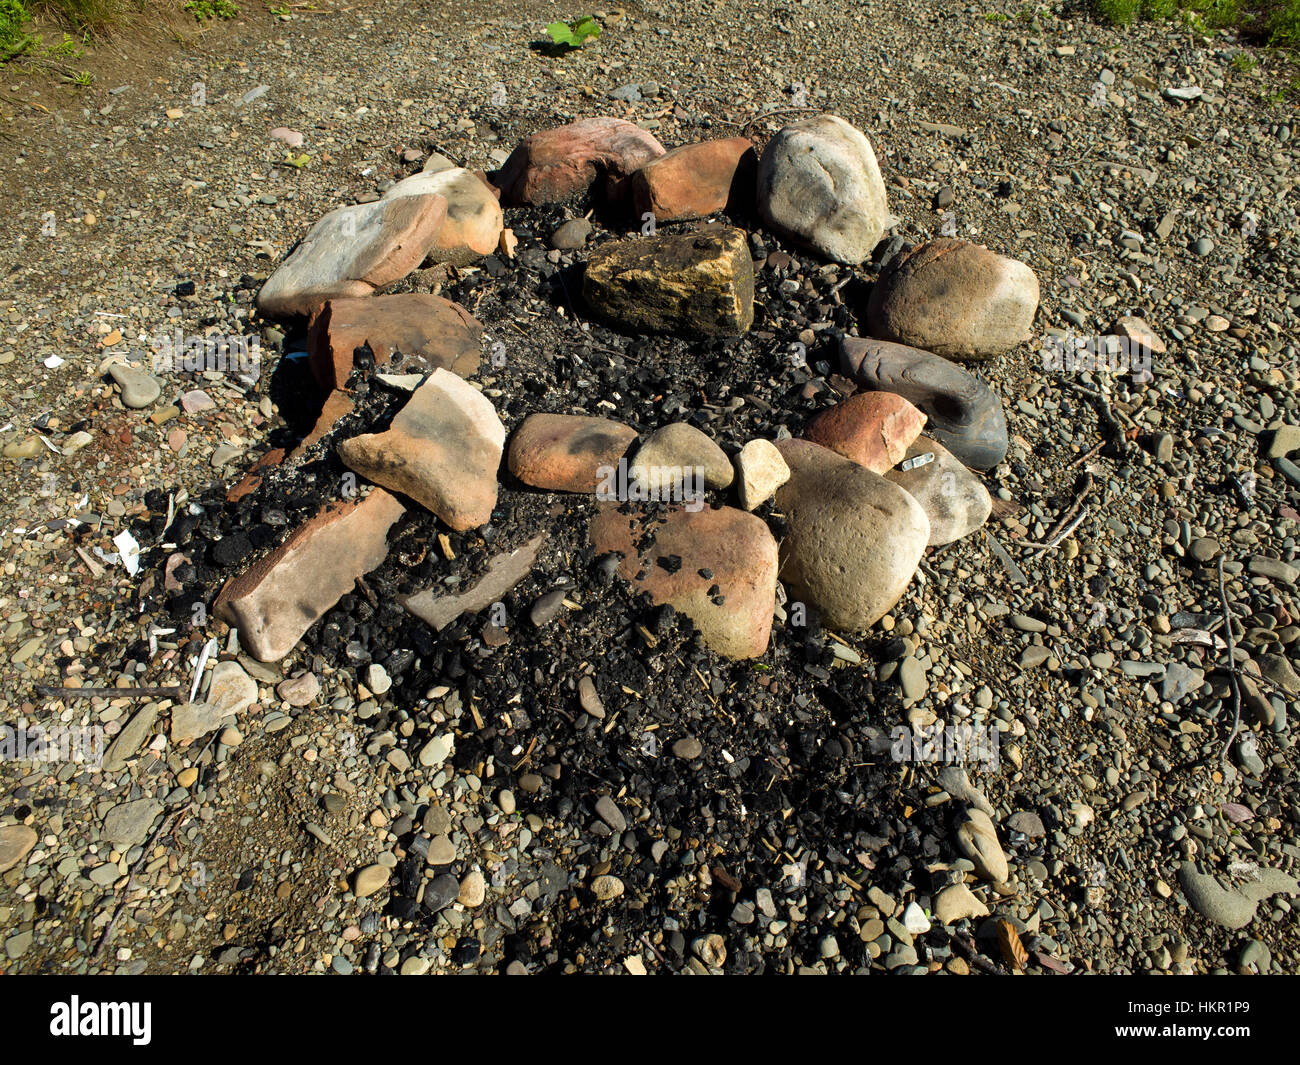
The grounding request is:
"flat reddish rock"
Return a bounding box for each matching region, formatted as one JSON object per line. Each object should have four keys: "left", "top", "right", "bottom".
{"left": 804, "top": 392, "right": 927, "bottom": 473}
{"left": 257, "top": 194, "right": 448, "bottom": 319}
{"left": 589, "top": 504, "right": 778, "bottom": 659}
{"left": 214, "top": 489, "right": 405, "bottom": 662}
{"left": 226, "top": 448, "right": 286, "bottom": 503}
{"left": 289, "top": 391, "right": 355, "bottom": 462}
{"left": 338, "top": 369, "right": 504, "bottom": 531}
{"left": 307, "top": 293, "right": 483, "bottom": 392}
{"left": 631, "top": 138, "right": 756, "bottom": 223}
{"left": 493, "top": 117, "right": 666, "bottom": 206}
{"left": 508, "top": 413, "right": 638, "bottom": 493}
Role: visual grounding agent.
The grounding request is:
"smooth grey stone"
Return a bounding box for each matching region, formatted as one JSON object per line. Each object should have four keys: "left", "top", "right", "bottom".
{"left": 840, "top": 335, "right": 1008, "bottom": 470}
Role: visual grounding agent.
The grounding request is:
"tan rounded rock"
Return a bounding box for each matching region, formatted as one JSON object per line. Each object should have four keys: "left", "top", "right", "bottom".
{"left": 630, "top": 422, "right": 733, "bottom": 491}
{"left": 885, "top": 437, "right": 992, "bottom": 546}
{"left": 773, "top": 439, "right": 929, "bottom": 632}
{"left": 866, "top": 238, "right": 1040, "bottom": 360}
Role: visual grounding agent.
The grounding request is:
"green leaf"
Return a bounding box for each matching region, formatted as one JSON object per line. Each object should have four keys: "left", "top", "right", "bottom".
{"left": 546, "top": 20, "right": 576, "bottom": 46}
{"left": 546, "top": 16, "right": 601, "bottom": 49}
{"left": 571, "top": 15, "right": 601, "bottom": 42}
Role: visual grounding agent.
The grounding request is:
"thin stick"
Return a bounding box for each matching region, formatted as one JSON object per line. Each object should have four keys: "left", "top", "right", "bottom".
{"left": 1217, "top": 555, "right": 1242, "bottom": 765}
{"left": 90, "top": 803, "right": 194, "bottom": 963}
{"left": 34, "top": 685, "right": 183, "bottom": 700}
{"left": 1015, "top": 509, "right": 1088, "bottom": 552}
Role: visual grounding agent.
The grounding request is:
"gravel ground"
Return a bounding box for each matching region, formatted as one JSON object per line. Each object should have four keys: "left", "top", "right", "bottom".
{"left": 1, "top": 0, "right": 1298, "bottom": 975}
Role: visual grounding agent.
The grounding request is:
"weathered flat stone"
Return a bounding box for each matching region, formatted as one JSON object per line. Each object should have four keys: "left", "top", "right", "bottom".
{"left": 102, "top": 704, "right": 161, "bottom": 773}
{"left": 101, "top": 798, "right": 163, "bottom": 848}
{"left": 508, "top": 413, "right": 638, "bottom": 493}
{"left": 494, "top": 117, "right": 666, "bottom": 205}
{"left": 307, "top": 293, "right": 482, "bottom": 392}
{"left": 338, "top": 370, "right": 503, "bottom": 531}
{"left": 215, "top": 489, "right": 406, "bottom": 661}
{"left": 404, "top": 533, "right": 547, "bottom": 631}
{"left": 257, "top": 193, "right": 448, "bottom": 318}
{"left": 839, "top": 335, "right": 1008, "bottom": 470}
{"left": 0, "top": 825, "right": 37, "bottom": 874}
{"left": 384, "top": 167, "right": 503, "bottom": 265}
{"left": 589, "top": 504, "right": 779, "bottom": 659}
{"left": 582, "top": 225, "right": 753, "bottom": 336}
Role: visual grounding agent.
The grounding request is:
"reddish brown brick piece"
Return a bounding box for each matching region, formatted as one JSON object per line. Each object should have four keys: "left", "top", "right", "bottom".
{"left": 631, "top": 137, "right": 757, "bottom": 223}
{"left": 307, "top": 293, "right": 483, "bottom": 392}
{"left": 214, "top": 489, "right": 406, "bottom": 662}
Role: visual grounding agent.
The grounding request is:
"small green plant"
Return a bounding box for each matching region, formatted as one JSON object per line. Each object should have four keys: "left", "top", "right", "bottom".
{"left": 185, "top": 0, "right": 239, "bottom": 20}
{"left": 62, "top": 66, "right": 91, "bottom": 84}
{"left": 545, "top": 15, "right": 600, "bottom": 50}
{"left": 267, "top": 3, "right": 287, "bottom": 13}
{"left": 985, "top": 11, "right": 1009, "bottom": 21}
{"left": 1, "top": 0, "right": 31, "bottom": 54}
{"left": 1232, "top": 50, "right": 1259, "bottom": 70}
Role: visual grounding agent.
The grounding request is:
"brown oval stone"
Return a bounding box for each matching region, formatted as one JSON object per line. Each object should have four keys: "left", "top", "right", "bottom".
{"left": 508, "top": 413, "right": 638, "bottom": 493}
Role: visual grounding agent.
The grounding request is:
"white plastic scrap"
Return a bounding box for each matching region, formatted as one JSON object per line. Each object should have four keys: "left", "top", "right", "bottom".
{"left": 899, "top": 452, "right": 935, "bottom": 472}
{"left": 112, "top": 530, "right": 141, "bottom": 576}
{"left": 189, "top": 637, "right": 219, "bottom": 704}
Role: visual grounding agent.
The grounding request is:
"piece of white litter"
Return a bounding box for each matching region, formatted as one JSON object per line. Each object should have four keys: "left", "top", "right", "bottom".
{"left": 899, "top": 452, "right": 935, "bottom": 472}
{"left": 112, "top": 530, "right": 141, "bottom": 576}
{"left": 37, "top": 434, "right": 61, "bottom": 454}
{"left": 189, "top": 637, "right": 218, "bottom": 704}
{"left": 44, "top": 355, "right": 64, "bottom": 369}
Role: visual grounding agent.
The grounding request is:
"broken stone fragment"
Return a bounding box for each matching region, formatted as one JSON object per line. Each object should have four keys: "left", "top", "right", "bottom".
{"left": 803, "top": 391, "right": 927, "bottom": 474}
{"left": 630, "top": 137, "right": 756, "bottom": 223}
{"left": 507, "top": 413, "right": 638, "bottom": 493}
{"left": 214, "top": 488, "right": 406, "bottom": 662}
{"left": 582, "top": 225, "right": 754, "bottom": 336}
{"left": 839, "top": 335, "right": 1008, "bottom": 471}
{"left": 734, "top": 439, "right": 790, "bottom": 511}
{"left": 492, "top": 116, "right": 666, "bottom": 206}
{"left": 307, "top": 293, "right": 483, "bottom": 392}
{"left": 589, "top": 504, "right": 778, "bottom": 659}
{"left": 256, "top": 193, "right": 448, "bottom": 319}
{"left": 338, "top": 369, "right": 503, "bottom": 532}
{"left": 403, "top": 533, "right": 547, "bottom": 632}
